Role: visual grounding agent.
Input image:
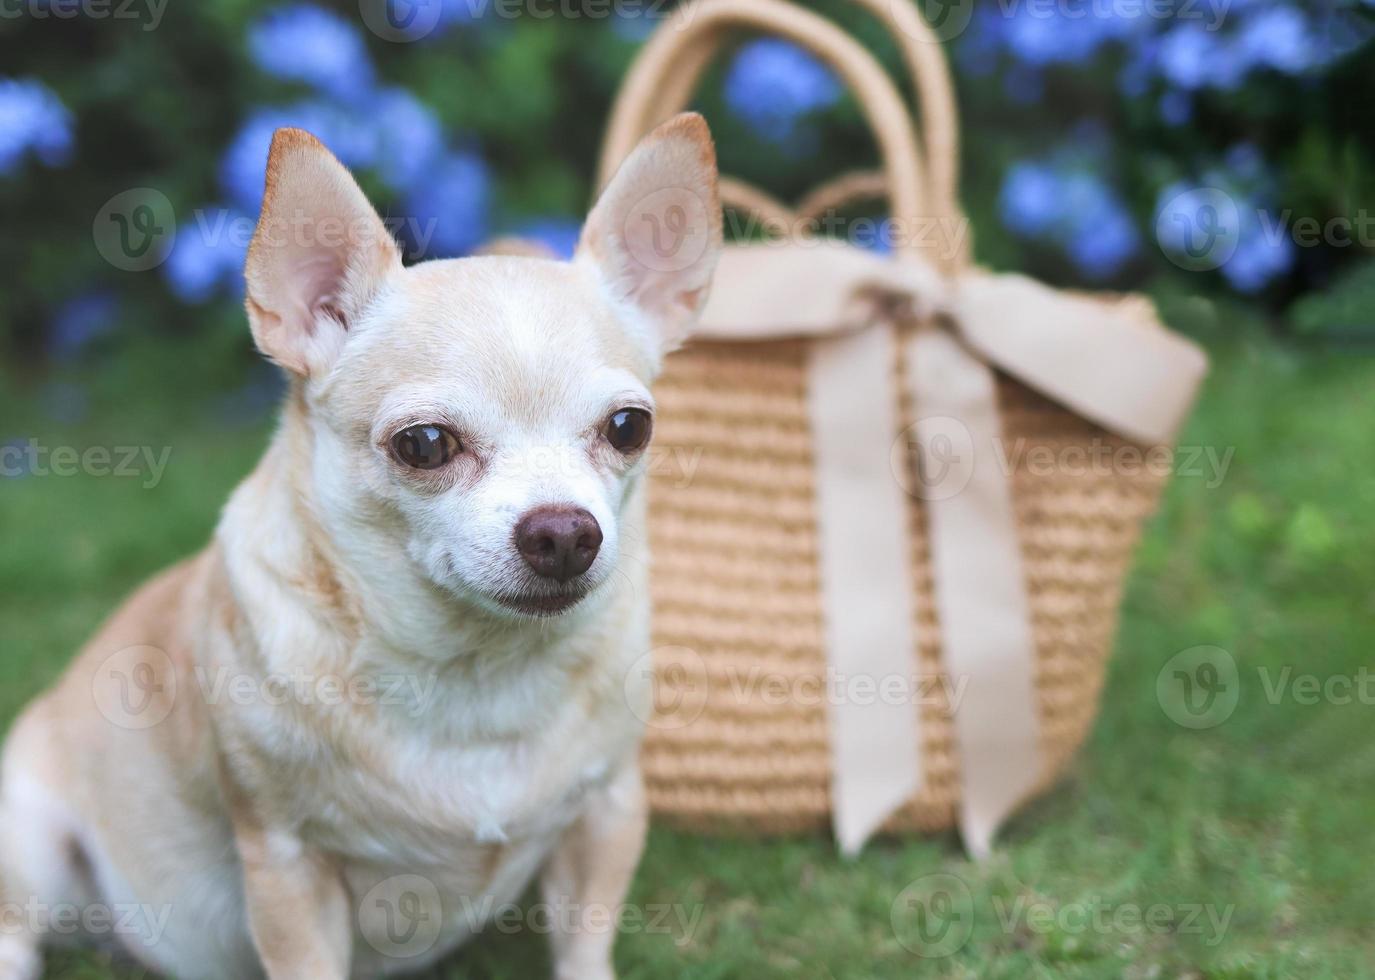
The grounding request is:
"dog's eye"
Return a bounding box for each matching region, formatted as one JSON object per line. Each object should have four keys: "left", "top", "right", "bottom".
{"left": 605, "top": 409, "right": 652, "bottom": 454}
{"left": 391, "top": 424, "right": 460, "bottom": 470}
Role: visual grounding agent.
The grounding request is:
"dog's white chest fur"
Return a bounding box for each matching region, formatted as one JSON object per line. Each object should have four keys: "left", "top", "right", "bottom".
{"left": 212, "top": 608, "right": 648, "bottom": 977}
{"left": 295, "top": 651, "right": 626, "bottom": 855}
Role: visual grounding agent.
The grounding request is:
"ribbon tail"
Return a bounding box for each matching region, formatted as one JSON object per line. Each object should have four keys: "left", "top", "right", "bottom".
{"left": 807, "top": 323, "right": 923, "bottom": 857}
{"left": 905, "top": 326, "right": 1043, "bottom": 860}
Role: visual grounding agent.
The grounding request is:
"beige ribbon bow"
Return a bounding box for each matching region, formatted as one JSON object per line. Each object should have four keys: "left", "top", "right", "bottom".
{"left": 695, "top": 239, "right": 1208, "bottom": 857}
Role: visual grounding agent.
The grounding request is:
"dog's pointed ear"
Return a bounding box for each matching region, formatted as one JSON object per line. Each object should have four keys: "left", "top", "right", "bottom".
{"left": 244, "top": 128, "right": 402, "bottom": 378}
{"left": 577, "top": 113, "right": 722, "bottom": 358}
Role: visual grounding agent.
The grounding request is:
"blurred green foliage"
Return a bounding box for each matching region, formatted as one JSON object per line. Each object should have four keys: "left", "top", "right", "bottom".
{"left": 1, "top": 0, "right": 1373, "bottom": 377}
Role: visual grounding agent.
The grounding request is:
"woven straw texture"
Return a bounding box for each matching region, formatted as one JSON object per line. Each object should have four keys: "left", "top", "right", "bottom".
{"left": 644, "top": 324, "right": 1170, "bottom": 836}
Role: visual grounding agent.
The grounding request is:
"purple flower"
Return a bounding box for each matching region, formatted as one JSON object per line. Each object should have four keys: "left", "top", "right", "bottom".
{"left": 1058, "top": 171, "right": 1115, "bottom": 226}
{"left": 1154, "top": 182, "right": 1236, "bottom": 258}
{"left": 1068, "top": 200, "right": 1140, "bottom": 280}
{"left": 999, "top": 162, "right": 1063, "bottom": 237}
{"left": 371, "top": 88, "right": 446, "bottom": 191}
{"left": 0, "top": 77, "right": 74, "bottom": 175}
{"left": 1154, "top": 168, "right": 1295, "bottom": 294}
{"left": 1001, "top": 152, "right": 1140, "bottom": 280}
{"left": 982, "top": 2, "right": 1144, "bottom": 68}
{"left": 220, "top": 103, "right": 380, "bottom": 213}
{"left": 1059, "top": 171, "right": 1141, "bottom": 278}
{"left": 515, "top": 218, "right": 582, "bottom": 259}
{"left": 248, "top": 4, "right": 374, "bottom": 99}
{"left": 48, "top": 290, "right": 118, "bottom": 359}
{"left": 1118, "top": 36, "right": 1160, "bottom": 98}
{"left": 1000, "top": 7, "right": 1068, "bottom": 66}
{"left": 1003, "top": 8, "right": 1105, "bottom": 66}
{"left": 1222, "top": 209, "right": 1295, "bottom": 293}
{"left": 440, "top": 0, "right": 485, "bottom": 27}
{"left": 164, "top": 206, "right": 253, "bottom": 304}
{"left": 857, "top": 218, "right": 896, "bottom": 255}
{"left": 724, "top": 40, "right": 841, "bottom": 144}
{"left": 1239, "top": 6, "right": 1315, "bottom": 73}
{"left": 220, "top": 111, "right": 285, "bottom": 213}
{"left": 405, "top": 150, "right": 491, "bottom": 257}
{"left": 1157, "top": 22, "right": 1224, "bottom": 91}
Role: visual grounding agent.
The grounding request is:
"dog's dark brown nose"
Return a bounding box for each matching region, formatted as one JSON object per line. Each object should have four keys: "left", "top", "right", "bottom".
{"left": 515, "top": 507, "right": 603, "bottom": 582}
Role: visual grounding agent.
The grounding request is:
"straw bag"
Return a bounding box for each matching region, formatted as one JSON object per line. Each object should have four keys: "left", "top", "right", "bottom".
{"left": 595, "top": 0, "right": 1209, "bottom": 856}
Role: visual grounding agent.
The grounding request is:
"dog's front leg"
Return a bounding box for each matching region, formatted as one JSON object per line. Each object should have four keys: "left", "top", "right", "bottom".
{"left": 234, "top": 820, "right": 352, "bottom": 980}
{"left": 540, "top": 760, "right": 649, "bottom": 980}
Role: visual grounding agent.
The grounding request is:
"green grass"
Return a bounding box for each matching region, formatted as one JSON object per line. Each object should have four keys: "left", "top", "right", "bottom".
{"left": 3, "top": 312, "right": 1374, "bottom": 978}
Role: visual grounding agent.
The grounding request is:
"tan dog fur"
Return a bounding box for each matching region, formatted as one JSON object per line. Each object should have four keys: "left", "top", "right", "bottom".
{"left": 0, "top": 114, "right": 721, "bottom": 980}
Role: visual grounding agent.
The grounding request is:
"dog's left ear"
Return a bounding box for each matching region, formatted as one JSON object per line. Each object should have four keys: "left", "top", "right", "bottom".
{"left": 244, "top": 128, "right": 402, "bottom": 378}
{"left": 578, "top": 113, "right": 722, "bottom": 358}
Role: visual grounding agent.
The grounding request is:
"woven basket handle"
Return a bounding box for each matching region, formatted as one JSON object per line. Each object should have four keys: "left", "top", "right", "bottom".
{"left": 596, "top": 0, "right": 969, "bottom": 270}
{"left": 845, "top": 0, "right": 960, "bottom": 237}
{"left": 597, "top": 0, "right": 933, "bottom": 261}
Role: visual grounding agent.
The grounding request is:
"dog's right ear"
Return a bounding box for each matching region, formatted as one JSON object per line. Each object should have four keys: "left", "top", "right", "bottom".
{"left": 577, "top": 113, "right": 722, "bottom": 361}
{"left": 244, "top": 128, "right": 401, "bottom": 378}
